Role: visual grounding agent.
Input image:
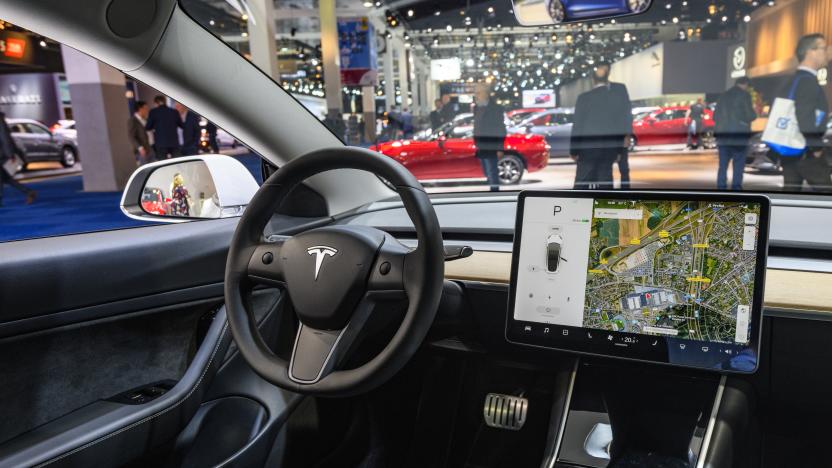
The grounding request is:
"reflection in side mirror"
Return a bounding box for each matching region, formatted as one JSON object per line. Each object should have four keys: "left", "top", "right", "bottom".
{"left": 511, "top": 0, "right": 653, "bottom": 26}
{"left": 120, "top": 155, "right": 260, "bottom": 222}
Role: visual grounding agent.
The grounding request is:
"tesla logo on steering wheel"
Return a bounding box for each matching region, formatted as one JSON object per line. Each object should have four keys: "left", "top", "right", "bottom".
{"left": 307, "top": 246, "right": 338, "bottom": 280}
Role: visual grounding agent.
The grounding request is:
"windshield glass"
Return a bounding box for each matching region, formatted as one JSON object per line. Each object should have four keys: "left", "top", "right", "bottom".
{"left": 181, "top": 0, "right": 832, "bottom": 195}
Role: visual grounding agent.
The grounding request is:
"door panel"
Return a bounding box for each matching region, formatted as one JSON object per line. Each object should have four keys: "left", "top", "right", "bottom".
{"left": 0, "top": 218, "right": 295, "bottom": 467}
{"left": 438, "top": 138, "right": 479, "bottom": 179}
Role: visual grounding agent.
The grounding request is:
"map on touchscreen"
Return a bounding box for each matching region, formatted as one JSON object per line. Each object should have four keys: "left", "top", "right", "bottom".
{"left": 513, "top": 196, "right": 762, "bottom": 345}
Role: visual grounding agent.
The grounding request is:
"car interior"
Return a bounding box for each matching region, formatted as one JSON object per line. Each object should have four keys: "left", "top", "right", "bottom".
{"left": 2, "top": 1, "right": 832, "bottom": 468}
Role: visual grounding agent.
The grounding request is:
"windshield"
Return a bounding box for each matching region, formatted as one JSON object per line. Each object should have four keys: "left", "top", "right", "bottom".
{"left": 179, "top": 0, "right": 832, "bottom": 195}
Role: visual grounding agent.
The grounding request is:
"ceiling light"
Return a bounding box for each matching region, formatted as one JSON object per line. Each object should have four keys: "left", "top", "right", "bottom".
{"left": 407, "top": 9, "right": 414, "bottom": 17}
{"left": 363, "top": 1, "right": 373, "bottom": 7}
{"left": 446, "top": 24, "right": 453, "bottom": 32}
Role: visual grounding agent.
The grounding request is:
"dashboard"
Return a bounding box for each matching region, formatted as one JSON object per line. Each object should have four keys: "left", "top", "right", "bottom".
{"left": 506, "top": 191, "right": 770, "bottom": 373}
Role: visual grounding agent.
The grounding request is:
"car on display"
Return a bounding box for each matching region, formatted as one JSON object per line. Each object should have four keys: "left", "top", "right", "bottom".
{"left": 372, "top": 116, "right": 550, "bottom": 185}
{"left": 506, "top": 107, "right": 547, "bottom": 124}
{"left": 140, "top": 187, "right": 168, "bottom": 216}
{"left": 509, "top": 108, "right": 574, "bottom": 157}
{"left": 49, "top": 119, "right": 77, "bottom": 140}
{"left": 7, "top": 118, "right": 80, "bottom": 168}
{"left": 631, "top": 105, "right": 716, "bottom": 149}
{"left": 746, "top": 119, "right": 832, "bottom": 173}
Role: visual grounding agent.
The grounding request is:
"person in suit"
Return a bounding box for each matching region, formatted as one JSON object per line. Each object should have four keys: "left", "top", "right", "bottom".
{"left": 430, "top": 99, "right": 444, "bottom": 130}
{"left": 439, "top": 94, "right": 457, "bottom": 125}
{"left": 780, "top": 33, "right": 831, "bottom": 191}
{"left": 145, "top": 95, "right": 182, "bottom": 160}
{"left": 473, "top": 82, "right": 507, "bottom": 192}
{"left": 0, "top": 110, "right": 36, "bottom": 206}
{"left": 127, "top": 101, "right": 154, "bottom": 165}
{"left": 686, "top": 98, "right": 706, "bottom": 149}
{"left": 714, "top": 77, "right": 757, "bottom": 190}
{"left": 570, "top": 61, "right": 632, "bottom": 190}
{"left": 176, "top": 102, "right": 201, "bottom": 156}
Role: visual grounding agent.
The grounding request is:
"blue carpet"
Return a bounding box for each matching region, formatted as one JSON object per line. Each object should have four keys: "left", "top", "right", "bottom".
{"left": 0, "top": 152, "right": 264, "bottom": 242}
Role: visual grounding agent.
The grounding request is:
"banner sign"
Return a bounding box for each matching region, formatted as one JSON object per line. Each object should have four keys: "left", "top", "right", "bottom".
{"left": 338, "top": 17, "right": 377, "bottom": 86}
{"left": 0, "top": 31, "right": 33, "bottom": 66}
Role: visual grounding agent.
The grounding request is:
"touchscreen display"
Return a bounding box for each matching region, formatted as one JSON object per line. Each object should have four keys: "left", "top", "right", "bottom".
{"left": 507, "top": 191, "right": 769, "bottom": 373}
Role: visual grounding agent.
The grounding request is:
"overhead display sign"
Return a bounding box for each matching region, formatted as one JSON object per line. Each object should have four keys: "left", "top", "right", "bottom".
{"left": 430, "top": 58, "right": 461, "bottom": 81}
{"left": 522, "top": 89, "right": 556, "bottom": 108}
{"left": 338, "top": 17, "right": 377, "bottom": 86}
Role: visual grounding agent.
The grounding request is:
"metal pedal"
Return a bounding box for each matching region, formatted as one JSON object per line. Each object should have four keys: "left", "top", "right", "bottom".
{"left": 483, "top": 393, "right": 528, "bottom": 431}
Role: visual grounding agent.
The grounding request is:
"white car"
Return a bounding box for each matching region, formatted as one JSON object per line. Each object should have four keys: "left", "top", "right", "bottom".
{"left": 50, "top": 119, "right": 77, "bottom": 140}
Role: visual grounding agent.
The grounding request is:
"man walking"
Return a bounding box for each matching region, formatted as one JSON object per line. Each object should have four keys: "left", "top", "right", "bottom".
{"left": 473, "top": 82, "right": 507, "bottom": 192}
{"left": 714, "top": 77, "right": 757, "bottom": 190}
{"left": 570, "top": 61, "right": 632, "bottom": 190}
{"left": 0, "top": 110, "right": 36, "bottom": 206}
{"left": 128, "top": 101, "right": 154, "bottom": 165}
{"left": 145, "top": 95, "right": 182, "bottom": 160}
{"left": 177, "top": 102, "right": 201, "bottom": 156}
{"left": 686, "top": 98, "right": 706, "bottom": 149}
{"left": 779, "top": 33, "right": 831, "bottom": 191}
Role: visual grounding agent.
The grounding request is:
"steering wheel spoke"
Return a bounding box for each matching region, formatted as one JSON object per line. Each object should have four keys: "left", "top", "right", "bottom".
{"left": 366, "top": 235, "right": 411, "bottom": 292}
{"left": 246, "top": 238, "right": 286, "bottom": 286}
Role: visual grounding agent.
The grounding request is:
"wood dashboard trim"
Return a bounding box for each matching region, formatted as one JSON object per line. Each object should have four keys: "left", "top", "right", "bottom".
{"left": 445, "top": 251, "right": 832, "bottom": 313}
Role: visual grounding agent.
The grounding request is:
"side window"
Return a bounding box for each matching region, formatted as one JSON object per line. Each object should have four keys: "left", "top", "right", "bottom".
{"left": 655, "top": 111, "right": 673, "bottom": 121}
{"left": 673, "top": 110, "right": 689, "bottom": 120}
{"left": 0, "top": 24, "right": 261, "bottom": 243}
{"left": 25, "top": 123, "right": 50, "bottom": 135}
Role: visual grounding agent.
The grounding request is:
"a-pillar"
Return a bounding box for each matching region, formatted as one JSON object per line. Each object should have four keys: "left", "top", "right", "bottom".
{"left": 247, "top": 0, "right": 279, "bottom": 79}
{"left": 396, "top": 39, "right": 410, "bottom": 110}
{"left": 383, "top": 44, "right": 395, "bottom": 112}
{"left": 61, "top": 45, "right": 134, "bottom": 192}
{"left": 319, "top": 0, "right": 342, "bottom": 116}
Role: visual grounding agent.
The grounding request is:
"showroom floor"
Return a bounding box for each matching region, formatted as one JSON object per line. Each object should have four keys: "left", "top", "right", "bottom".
{"left": 0, "top": 151, "right": 262, "bottom": 242}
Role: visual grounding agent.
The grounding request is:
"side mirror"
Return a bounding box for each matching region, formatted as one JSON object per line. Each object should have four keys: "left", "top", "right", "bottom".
{"left": 120, "top": 155, "right": 260, "bottom": 222}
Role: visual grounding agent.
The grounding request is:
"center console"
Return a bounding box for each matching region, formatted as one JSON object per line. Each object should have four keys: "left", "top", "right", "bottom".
{"left": 504, "top": 191, "right": 768, "bottom": 467}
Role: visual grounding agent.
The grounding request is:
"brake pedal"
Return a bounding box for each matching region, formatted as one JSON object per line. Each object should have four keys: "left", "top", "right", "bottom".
{"left": 483, "top": 393, "right": 528, "bottom": 431}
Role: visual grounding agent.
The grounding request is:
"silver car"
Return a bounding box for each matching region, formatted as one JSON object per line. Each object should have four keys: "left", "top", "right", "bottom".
{"left": 7, "top": 118, "right": 80, "bottom": 168}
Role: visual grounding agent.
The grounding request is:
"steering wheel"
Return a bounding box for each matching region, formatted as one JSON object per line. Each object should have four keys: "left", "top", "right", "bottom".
{"left": 224, "top": 147, "right": 444, "bottom": 397}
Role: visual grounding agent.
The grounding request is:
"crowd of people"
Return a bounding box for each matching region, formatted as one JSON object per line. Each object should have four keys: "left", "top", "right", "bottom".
{"left": 128, "top": 95, "right": 218, "bottom": 166}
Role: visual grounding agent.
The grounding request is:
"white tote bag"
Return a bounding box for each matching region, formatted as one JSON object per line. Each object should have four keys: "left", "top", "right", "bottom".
{"left": 2, "top": 154, "right": 23, "bottom": 176}
{"left": 761, "top": 77, "right": 807, "bottom": 157}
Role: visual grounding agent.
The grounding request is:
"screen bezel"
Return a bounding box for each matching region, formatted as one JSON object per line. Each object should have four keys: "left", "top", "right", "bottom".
{"left": 506, "top": 190, "right": 770, "bottom": 374}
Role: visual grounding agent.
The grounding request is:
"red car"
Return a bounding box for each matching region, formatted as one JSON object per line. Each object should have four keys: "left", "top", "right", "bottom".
{"left": 632, "top": 105, "right": 716, "bottom": 148}
{"left": 372, "top": 114, "right": 549, "bottom": 185}
{"left": 141, "top": 187, "right": 169, "bottom": 216}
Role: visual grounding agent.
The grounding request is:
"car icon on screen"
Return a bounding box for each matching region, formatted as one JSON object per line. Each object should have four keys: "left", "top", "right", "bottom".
{"left": 546, "top": 233, "right": 564, "bottom": 273}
